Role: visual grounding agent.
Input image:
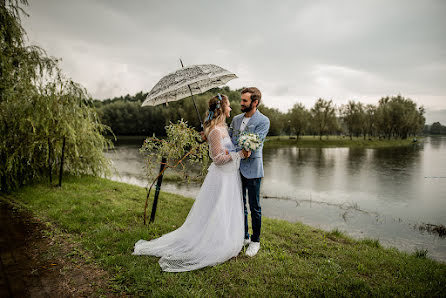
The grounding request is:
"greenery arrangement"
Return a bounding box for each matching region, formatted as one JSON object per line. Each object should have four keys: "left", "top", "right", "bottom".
{"left": 0, "top": 0, "right": 113, "bottom": 192}
{"left": 140, "top": 119, "right": 209, "bottom": 223}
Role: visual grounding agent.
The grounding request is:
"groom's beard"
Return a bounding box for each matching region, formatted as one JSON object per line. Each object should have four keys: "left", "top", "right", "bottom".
{"left": 241, "top": 102, "right": 254, "bottom": 113}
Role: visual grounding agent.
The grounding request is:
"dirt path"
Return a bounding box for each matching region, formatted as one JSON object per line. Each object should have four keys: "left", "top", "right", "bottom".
{"left": 0, "top": 200, "right": 119, "bottom": 297}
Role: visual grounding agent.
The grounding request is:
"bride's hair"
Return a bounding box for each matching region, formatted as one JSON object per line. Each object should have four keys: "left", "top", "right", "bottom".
{"left": 203, "top": 94, "right": 229, "bottom": 137}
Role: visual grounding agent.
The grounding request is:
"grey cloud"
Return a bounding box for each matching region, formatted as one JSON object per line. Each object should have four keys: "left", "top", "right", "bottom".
{"left": 272, "top": 85, "right": 290, "bottom": 96}
{"left": 21, "top": 0, "right": 446, "bottom": 117}
{"left": 425, "top": 109, "right": 446, "bottom": 125}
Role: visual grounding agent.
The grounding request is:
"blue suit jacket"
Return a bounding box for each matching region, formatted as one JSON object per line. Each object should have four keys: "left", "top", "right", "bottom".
{"left": 229, "top": 110, "right": 270, "bottom": 179}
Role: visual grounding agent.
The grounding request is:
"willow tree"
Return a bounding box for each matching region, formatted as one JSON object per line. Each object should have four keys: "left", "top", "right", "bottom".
{"left": 310, "top": 98, "right": 338, "bottom": 140}
{"left": 288, "top": 103, "right": 310, "bottom": 140}
{"left": 375, "top": 95, "right": 425, "bottom": 139}
{"left": 340, "top": 101, "right": 366, "bottom": 140}
{"left": 363, "top": 104, "right": 377, "bottom": 139}
{"left": 0, "top": 0, "right": 112, "bottom": 192}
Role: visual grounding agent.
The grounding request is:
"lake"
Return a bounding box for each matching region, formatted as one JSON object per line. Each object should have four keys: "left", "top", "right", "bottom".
{"left": 105, "top": 136, "right": 446, "bottom": 262}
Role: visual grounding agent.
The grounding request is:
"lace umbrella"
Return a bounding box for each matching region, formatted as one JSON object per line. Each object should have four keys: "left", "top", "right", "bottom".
{"left": 142, "top": 61, "right": 238, "bottom": 127}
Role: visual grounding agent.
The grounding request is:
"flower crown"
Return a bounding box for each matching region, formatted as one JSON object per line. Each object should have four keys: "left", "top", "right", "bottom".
{"left": 205, "top": 93, "right": 223, "bottom": 122}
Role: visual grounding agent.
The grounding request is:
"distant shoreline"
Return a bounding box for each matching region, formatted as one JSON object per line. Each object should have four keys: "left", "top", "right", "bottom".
{"left": 107, "top": 135, "right": 427, "bottom": 149}
{"left": 264, "top": 135, "right": 422, "bottom": 148}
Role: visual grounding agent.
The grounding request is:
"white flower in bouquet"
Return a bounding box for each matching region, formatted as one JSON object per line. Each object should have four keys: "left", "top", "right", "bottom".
{"left": 238, "top": 132, "right": 262, "bottom": 151}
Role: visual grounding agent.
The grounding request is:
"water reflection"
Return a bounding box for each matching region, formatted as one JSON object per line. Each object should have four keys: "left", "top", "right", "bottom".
{"left": 429, "top": 136, "right": 446, "bottom": 150}
{"left": 106, "top": 136, "right": 446, "bottom": 262}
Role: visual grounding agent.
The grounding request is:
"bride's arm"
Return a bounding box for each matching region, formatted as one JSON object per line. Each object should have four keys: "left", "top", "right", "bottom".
{"left": 208, "top": 128, "right": 245, "bottom": 165}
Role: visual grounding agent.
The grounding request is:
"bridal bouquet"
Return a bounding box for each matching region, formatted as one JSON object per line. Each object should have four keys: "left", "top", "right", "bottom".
{"left": 238, "top": 132, "right": 262, "bottom": 151}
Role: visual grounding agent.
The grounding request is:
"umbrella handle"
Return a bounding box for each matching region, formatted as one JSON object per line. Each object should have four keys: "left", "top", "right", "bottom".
{"left": 188, "top": 87, "right": 203, "bottom": 129}
{"left": 180, "top": 58, "right": 203, "bottom": 129}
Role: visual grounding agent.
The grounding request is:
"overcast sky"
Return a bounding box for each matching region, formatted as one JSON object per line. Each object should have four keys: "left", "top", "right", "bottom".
{"left": 22, "top": 0, "right": 446, "bottom": 123}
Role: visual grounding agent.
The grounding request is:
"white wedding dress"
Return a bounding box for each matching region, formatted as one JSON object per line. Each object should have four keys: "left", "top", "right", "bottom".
{"left": 133, "top": 126, "right": 245, "bottom": 272}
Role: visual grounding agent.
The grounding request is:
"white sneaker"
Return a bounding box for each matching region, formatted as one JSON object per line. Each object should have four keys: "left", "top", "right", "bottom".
{"left": 245, "top": 242, "right": 260, "bottom": 257}
{"left": 243, "top": 238, "right": 251, "bottom": 246}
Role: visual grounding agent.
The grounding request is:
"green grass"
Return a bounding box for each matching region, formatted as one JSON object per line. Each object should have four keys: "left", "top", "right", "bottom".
{"left": 2, "top": 175, "right": 445, "bottom": 296}
{"left": 265, "top": 135, "right": 420, "bottom": 148}
{"left": 414, "top": 249, "right": 429, "bottom": 259}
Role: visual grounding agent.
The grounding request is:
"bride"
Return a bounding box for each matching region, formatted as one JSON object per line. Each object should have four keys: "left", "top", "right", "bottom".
{"left": 133, "top": 93, "right": 250, "bottom": 272}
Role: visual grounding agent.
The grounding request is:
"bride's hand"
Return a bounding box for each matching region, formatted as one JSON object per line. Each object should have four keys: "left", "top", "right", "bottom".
{"left": 242, "top": 149, "right": 251, "bottom": 158}
{"left": 200, "top": 131, "right": 207, "bottom": 142}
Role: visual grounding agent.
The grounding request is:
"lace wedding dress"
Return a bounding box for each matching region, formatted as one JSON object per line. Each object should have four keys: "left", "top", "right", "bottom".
{"left": 133, "top": 126, "right": 245, "bottom": 272}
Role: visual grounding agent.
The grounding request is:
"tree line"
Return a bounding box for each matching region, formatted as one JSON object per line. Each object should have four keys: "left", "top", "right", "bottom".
{"left": 287, "top": 95, "right": 425, "bottom": 140}
{"left": 95, "top": 88, "right": 425, "bottom": 140}
{"left": 423, "top": 122, "right": 446, "bottom": 135}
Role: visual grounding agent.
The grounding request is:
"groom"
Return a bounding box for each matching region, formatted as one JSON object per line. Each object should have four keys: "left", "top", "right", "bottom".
{"left": 229, "top": 87, "right": 270, "bottom": 257}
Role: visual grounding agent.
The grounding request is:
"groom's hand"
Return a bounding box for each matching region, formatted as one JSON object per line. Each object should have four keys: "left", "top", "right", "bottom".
{"left": 242, "top": 149, "right": 251, "bottom": 158}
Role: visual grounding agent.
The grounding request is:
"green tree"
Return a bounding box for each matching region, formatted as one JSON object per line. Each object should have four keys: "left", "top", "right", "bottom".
{"left": 363, "top": 104, "right": 377, "bottom": 139}
{"left": 288, "top": 103, "right": 309, "bottom": 140}
{"left": 375, "top": 97, "right": 392, "bottom": 139}
{"left": 0, "top": 0, "right": 112, "bottom": 191}
{"left": 310, "top": 98, "right": 338, "bottom": 140}
{"left": 375, "top": 95, "right": 425, "bottom": 139}
{"left": 260, "top": 105, "right": 284, "bottom": 136}
{"left": 430, "top": 122, "right": 443, "bottom": 135}
{"left": 414, "top": 106, "right": 426, "bottom": 137}
{"left": 340, "top": 101, "right": 365, "bottom": 139}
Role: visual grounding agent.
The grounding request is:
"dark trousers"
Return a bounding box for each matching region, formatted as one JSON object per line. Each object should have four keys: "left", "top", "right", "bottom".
{"left": 241, "top": 175, "right": 262, "bottom": 242}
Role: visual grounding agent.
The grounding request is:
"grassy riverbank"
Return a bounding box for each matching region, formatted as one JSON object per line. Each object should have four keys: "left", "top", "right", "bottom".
{"left": 2, "top": 176, "right": 444, "bottom": 296}
{"left": 265, "top": 135, "right": 419, "bottom": 148}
